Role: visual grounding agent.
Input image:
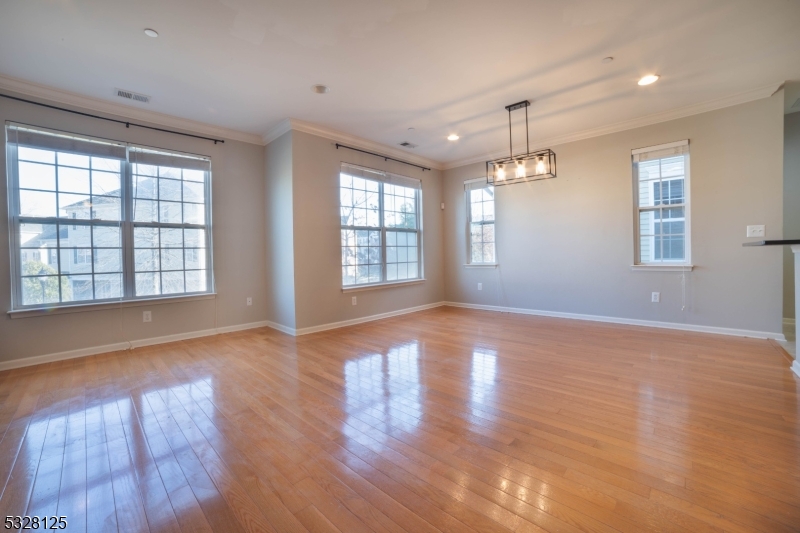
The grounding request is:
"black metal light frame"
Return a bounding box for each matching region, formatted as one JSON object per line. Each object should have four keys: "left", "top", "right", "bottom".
{"left": 486, "top": 100, "right": 557, "bottom": 186}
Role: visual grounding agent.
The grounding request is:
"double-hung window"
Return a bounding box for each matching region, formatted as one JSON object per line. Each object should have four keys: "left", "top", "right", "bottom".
{"left": 339, "top": 163, "right": 422, "bottom": 287}
{"left": 7, "top": 123, "right": 213, "bottom": 310}
{"left": 466, "top": 179, "right": 495, "bottom": 264}
{"left": 633, "top": 140, "right": 690, "bottom": 265}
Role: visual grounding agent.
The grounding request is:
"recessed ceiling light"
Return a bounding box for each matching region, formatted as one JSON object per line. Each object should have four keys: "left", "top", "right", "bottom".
{"left": 602, "top": 56, "right": 614, "bottom": 63}
{"left": 311, "top": 84, "right": 330, "bottom": 94}
{"left": 447, "top": 134, "right": 459, "bottom": 141}
{"left": 638, "top": 74, "right": 660, "bottom": 86}
{"left": 144, "top": 28, "right": 159, "bottom": 38}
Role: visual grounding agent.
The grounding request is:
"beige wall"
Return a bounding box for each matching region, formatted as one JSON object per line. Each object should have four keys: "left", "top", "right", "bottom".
{"left": 290, "top": 130, "right": 444, "bottom": 330}
{"left": 784, "top": 112, "right": 800, "bottom": 320}
{"left": 443, "top": 93, "right": 785, "bottom": 335}
{"left": 0, "top": 93, "right": 269, "bottom": 363}
{"left": 1, "top": 88, "right": 788, "bottom": 365}
{"left": 264, "top": 131, "right": 296, "bottom": 329}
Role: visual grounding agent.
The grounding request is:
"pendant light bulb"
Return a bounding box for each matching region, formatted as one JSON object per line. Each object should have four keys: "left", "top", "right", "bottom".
{"left": 535, "top": 156, "right": 545, "bottom": 175}
{"left": 515, "top": 160, "right": 525, "bottom": 179}
{"left": 496, "top": 164, "right": 506, "bottom": 181}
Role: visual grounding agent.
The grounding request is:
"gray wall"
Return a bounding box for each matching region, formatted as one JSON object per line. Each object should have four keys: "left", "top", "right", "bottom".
{"left": 264, "top": 131, "right": 296, "bottom": 329}
{"left": 784, "top": 112, "right": 800, "bottom": 321}
{"left": 0, "top": 93, "right": 268, "bottom": 363}
{"left": 290, "top": 130, "right": 444, "bottom": 330}
{"left": 443, "top": 93, "right": 785, "bottom": 335}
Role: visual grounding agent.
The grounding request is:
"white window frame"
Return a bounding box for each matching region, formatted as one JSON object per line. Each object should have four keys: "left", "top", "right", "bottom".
{"left": 632, "top": 140, "right": 692, "bottom": 270}
{"left": 339, "top": 163, "right": 423, "bottom": 290}
{"left": 465, "top": 178, "right": 497, "bottom": 266}
{"left": 6, "top": 123, "right": 214, "bottom": 312}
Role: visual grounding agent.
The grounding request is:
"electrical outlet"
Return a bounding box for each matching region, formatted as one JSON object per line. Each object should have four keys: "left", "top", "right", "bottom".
{"left": 478, "top": 283, "right": 483, "bottom": 291}
{"left": 651, "top": 292, "right": 660, "bottom": 303}
{"left": 143, "top": 310, "right": 152, "bottom": 322}
{"left": 746, "top": 225, "right": 765, "bottom": 238}
{"left": 441, "top": 202, "right": 445, "bottom": 210}
{"left": 352, "top": 296, "right": 357, "bottom": 306}
{"left": 246, "top": 297, "right": 252, "bottom": 306}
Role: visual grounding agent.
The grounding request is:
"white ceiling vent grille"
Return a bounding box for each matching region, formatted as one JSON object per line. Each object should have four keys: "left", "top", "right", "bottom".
{"left": 399, "top": 141, "right": 418, "bottom": 148}
{"left": 116, "top": 88, "right": 151, "bottom": 104}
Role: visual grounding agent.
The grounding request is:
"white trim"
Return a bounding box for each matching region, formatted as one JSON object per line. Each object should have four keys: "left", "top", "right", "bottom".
{"left": 294, "top": 302, "right": 444, "bottom": 336}
{"left": 792, "top": 359, "right": 800, "bottom": 379}
{"left": 464, "top": 264, "right": 498, "bottom": 269}
{"left": 441, "top": 82, "right": 782, "bottom": 170}
{"left": 341, "top": 279, "right": 425, "bottom": 293}
{"left": 630, "top": 265, "right": 694, "bottom": 272}
{"left": 0, "top": 73, "right": 264, "bottom": 145}
{"left": 263, "top": 320, "right": 297, "bottom": 336}
{"left": 0, "top": 341, "right": 132, "bottom": 372}
{"left": 1, "top": 303, "right": 788, "bottom": 371}
{"left": 264, "top": 118, "right": 443, "bottom": 171}
{"left": 442, "top": 302, "right": 786, "bottom": 341}
{"left": 0, "top": 320, "right": 273, "bottom": 371}
{"left": 631, "top": 139, "right": 689, "bottom": 155}
{"left": 8, "top": 293, "right": 217, "bottom": 319}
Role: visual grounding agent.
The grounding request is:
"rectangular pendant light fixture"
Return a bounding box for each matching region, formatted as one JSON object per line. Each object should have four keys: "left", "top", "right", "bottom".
{"left": 486, "top": 100, "right": 557, "bottom": 186}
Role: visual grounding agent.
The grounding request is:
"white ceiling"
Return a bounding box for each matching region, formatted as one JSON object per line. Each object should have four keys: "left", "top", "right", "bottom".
{"left": 1, "top": 0, "right": 799, "bottom": 166}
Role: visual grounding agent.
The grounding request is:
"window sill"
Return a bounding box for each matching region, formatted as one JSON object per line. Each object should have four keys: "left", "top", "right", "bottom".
{"left": 630, "top": 264, "right": 694, "bottom": 272}
{"left": 342, "top": 279, "right": 425, "bottom": 293}
{"left": 463, "top": 263, "right": 498, "bottom": 269}
{"left": 8, "top": 293, "right": 217, "bottom": 319}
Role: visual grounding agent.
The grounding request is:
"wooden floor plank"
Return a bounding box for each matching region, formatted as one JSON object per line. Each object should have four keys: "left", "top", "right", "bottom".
{"left": 0, "top": 307, "right": 797, "bottom": 533}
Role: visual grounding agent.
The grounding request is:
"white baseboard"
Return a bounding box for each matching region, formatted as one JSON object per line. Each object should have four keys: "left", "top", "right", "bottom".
{"left": 263, "top": 320, "right": 297, "bottom": 336}
{"left": 294, "top": 302, "right": 445, "bottom": 336}
{"left": 443, "top": 302, "right": 786, "bottom": 342}
{"left": 2, "top": 303, "right": 787, "bottom": 372}
{"left": 792, "top": 359, "right": 800, "bottom": 379}
{"left": 0, "top": 320, "right": 274, "bottom": 372}
{"left": 0, "top": 341, "right": 132, "bottom": 372}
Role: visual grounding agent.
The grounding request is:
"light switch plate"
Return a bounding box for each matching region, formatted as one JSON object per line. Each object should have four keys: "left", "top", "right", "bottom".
{"left": 746, "top": 225, "right": 765, "bottom": 238}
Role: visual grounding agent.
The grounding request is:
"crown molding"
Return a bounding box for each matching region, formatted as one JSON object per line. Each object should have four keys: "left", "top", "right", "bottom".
{"left": 263, "top": 118, "right": 444, "bottom": 171}
{"left": 441, "top": 81, "right": 784, "bottom": 170}
{"left": 0, "top": 73, "right": 265, "bottom": 145}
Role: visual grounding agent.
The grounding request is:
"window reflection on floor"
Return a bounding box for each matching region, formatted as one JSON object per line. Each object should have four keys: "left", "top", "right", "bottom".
{"left": 471, "top": 348, "right": 497, "bottom": 405}
{"left": 343, "top": 341, "right": 421, "bottom": 449}
{"left": 22, "top": 377, "right": 215, "bottom": 524}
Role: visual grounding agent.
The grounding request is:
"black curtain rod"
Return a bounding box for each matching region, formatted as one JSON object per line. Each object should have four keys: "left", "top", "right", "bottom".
{"left": 0, "top": 93, "right": 225, "bottom": 144}
{"left": 335, "top": 143, "right": 430, "bottom": 171}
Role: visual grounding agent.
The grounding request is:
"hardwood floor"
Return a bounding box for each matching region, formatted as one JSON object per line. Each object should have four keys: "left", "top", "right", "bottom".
{"left": 1, "top": 306, "right": 798, "bottom": 532}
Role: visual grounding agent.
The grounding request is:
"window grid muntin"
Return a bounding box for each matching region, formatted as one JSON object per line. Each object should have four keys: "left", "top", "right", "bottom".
{"left": 16, "top": 141, "right": 124, "bottom": 304}
{"left": 8, "top": 130, "right": 213, "bottom": 310}
{"left": 340, "top": 169, "right": 421, "bottom": 287}
{"left": 131, "top": 163, "right": 209, "bottom": 297}
{"left": 467, "top": 186, "right": 495, "bottom": 264}
{"left": 635, "top": 154, "right": 688, "bottom": 264}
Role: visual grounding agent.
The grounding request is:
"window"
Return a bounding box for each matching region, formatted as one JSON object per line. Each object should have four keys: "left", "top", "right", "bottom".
{"left": 466, "top": 179, "right": 495, "bottom": 264}
{"left": 339, "top": 163, "right": 421, "bottom": 287}
{"left": 633, "top": 140, "right": 690, "bottom": 265}
{"left": 7, "top": 124, "right": 213, "bottom": 309}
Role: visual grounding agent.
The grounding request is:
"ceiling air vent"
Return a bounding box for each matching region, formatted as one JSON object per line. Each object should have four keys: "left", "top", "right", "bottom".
{"left": 116, "top": 88, "right": 151, "bottom": 104}
{"left": 399, "top": 141, "right": 417, "bottom": 149}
